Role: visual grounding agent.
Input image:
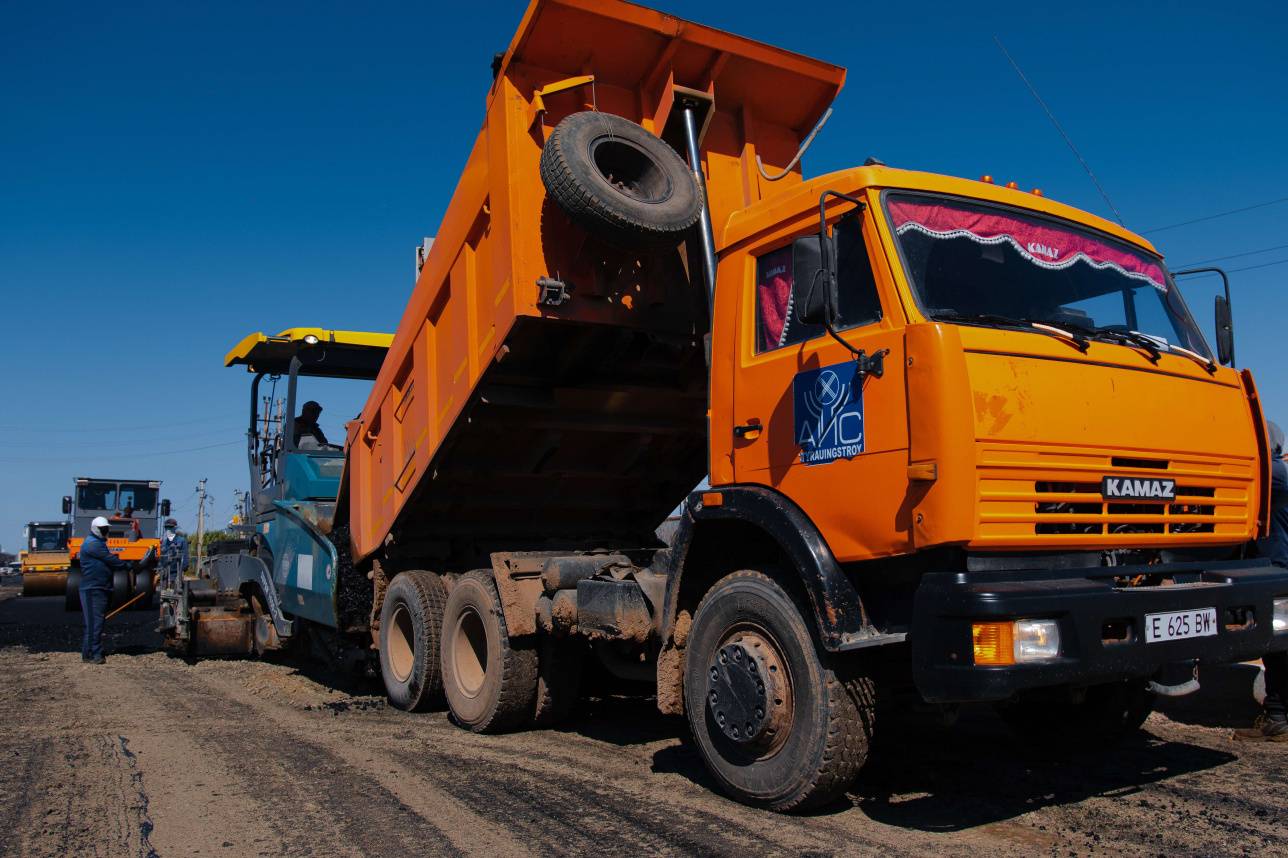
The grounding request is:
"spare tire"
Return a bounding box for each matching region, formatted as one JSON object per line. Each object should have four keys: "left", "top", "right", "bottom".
{"left": 540, "top": 111, "right": 701, "bottom": 248}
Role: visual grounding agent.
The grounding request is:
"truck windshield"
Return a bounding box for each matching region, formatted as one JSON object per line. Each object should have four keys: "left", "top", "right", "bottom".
{"left": 32, "top": 527, "right": 66, "bottom": 551}
{"left": 77, "top": 483, "right": 117, "bottom": 512}
{"left": 118, "top": 484, "right": 158, "bottom": 514}
{"left": 885, "top": 193, "right": 1211, "bottom": 358}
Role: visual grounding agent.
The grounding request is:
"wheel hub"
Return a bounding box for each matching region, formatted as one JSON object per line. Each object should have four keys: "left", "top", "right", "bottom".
{"left": 706, "top": 632, "right": 791, "bottom": 752}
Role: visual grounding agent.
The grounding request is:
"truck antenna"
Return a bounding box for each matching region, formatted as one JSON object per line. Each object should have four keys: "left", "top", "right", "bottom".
{"left": 993, "top": 35, "right": 1126, "bottom": 226}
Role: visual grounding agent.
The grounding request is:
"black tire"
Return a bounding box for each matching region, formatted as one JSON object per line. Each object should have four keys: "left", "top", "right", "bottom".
{"left": 65, "top": 567, "right": 82, "bottom": 612}
{"left": 540, "top": 110, "right": 701, "bottom": 248}
{"left": 683, "top": 570, "right": 875, "bottom": 812}
{"left": 130, "top": 570, "right": 155, "bottom": 611}
{"left": 379, "top": 571, "right": 448, "bottom": 712}
{"left": 996, "top": 679, "right": 1155, "bottom": 746}
{"left": 441, "top": 570, "right": 537, "bottom": 733}
{"left": 532, "top": 637, "right": 584, "bottom": 727}
{"left": 111, "top": 569, "right": 131, "bottom": 610}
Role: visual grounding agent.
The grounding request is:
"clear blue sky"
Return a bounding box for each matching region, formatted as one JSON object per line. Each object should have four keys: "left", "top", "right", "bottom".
{"left": 2, "top": 1, "right": 1286, "bottom": 548}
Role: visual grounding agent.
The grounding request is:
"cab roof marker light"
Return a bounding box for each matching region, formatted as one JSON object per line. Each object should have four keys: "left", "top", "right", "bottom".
{"left": 980, "top": 175, "right": 994, "bottom": 184}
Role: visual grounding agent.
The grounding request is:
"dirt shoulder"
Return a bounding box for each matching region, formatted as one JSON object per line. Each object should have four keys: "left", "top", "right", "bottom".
{"left": 1, "top": 583, "right": 1283, "bottom": 857}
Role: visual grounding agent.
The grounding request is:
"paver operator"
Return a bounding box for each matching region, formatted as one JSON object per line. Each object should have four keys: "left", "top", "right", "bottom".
{"left": 1237, "top": 420, "right": 1288, "bottom": 741}
{"left": 80, "top": 515, "right": 126, "bottom": 664}
{"left": 293, "top": 400, "right": 329, "bottom": 448}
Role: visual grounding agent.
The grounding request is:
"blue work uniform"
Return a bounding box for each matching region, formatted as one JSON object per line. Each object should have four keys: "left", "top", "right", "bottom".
{"left": 161, "top": 531, "right": 189, "bottom": 581}
{"left": 79, "top": 533, "right": 126, "bottom": 661}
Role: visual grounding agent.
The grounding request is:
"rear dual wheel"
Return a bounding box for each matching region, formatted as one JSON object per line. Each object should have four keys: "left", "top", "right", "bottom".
{"left": 440, "top": 571, "right": 537, "bottom": 733}
{"left": 379, "top": 571, "right": 448, "bottom": 712}
{"left": 683, "top": 570, "right": 877, "bottom": 812}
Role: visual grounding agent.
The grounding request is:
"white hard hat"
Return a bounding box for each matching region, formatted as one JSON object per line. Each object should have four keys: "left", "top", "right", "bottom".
{"left": 91, "top": 516, "right": 111, "bottom": 538}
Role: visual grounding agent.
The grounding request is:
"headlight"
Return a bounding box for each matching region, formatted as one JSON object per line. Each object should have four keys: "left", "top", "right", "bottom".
{"left": 1014, "top": 619, "right": 1061, "bottom": 662}
{"left": 972, "top": 619, "right": 1062, "bottom": 665}
{"left": 1274, "top": 597, "right": 1288, "bottom": 634}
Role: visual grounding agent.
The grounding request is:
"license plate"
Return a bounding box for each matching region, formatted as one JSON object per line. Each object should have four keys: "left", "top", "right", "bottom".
{"left": 1144, "top": 608, "right": 1218, "bottom": 643}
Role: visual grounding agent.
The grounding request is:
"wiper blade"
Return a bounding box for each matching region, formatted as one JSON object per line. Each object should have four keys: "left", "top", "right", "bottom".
{"left": 1092, "top": 328, "right": 1163, "bottom": 362}
{"left": 932, "top": 311, "right": 1090, "bottom": 351}
{"left": 1162, "top": 343, "right": 1217, "bottom": 374}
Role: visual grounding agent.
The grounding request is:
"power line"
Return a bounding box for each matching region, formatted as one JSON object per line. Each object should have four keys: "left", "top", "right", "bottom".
{"left": 1228, "top": 257, "right": 1288, "bottom": 274}
{"left": 993, "top": 35, "right": 1125, "bottom": 226}
{"left": 0, "top": 415, "right": 242, "bottom": 434}
{"left": 1142, "top": 196, "right": 1288, "bottom": 235}
{"left": 1172, "top": 242, "right": 1288, "bottom": 269}
{"left": 0, "top": 439, "right": 242, "bottom": 464}
{"left": 0, "top": 425, "right": 244, "bottom": 449}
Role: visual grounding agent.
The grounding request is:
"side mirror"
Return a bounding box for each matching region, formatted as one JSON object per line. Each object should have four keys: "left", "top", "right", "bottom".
{"left": 160, "top": 498, "right": 171, "bottom": 517}
{"left": 792, "top": 234, "right": 833, "bottom": 326}
{"left": 62, "top": 496, "right": 72, "bottom": 515}
{"left": 1214, "top": 295, "right": 1234, "bottom": 366}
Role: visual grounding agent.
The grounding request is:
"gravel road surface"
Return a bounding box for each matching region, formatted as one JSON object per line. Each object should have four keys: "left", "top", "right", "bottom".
{"left": 1, "top": 581, "right": 1283, "bottom": 857}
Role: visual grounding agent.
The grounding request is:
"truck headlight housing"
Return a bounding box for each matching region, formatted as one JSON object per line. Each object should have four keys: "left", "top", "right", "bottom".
{"left": 1274, "top": 597, "right": 1288, "bottom": 634}
{"left": 972, "top": 619, "right": 1061, "bottom": 665}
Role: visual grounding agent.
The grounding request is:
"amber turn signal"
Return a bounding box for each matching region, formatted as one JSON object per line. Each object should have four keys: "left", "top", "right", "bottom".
{"left": 972, "top": 622, "right": 1016, "bottom": 665}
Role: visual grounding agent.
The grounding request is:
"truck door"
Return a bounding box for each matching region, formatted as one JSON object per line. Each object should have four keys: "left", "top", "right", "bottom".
{"left": 729, "top": 209, "right": 909, "bottom": 561}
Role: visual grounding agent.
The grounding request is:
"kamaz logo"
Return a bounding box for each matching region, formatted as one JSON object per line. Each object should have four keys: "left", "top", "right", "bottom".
{"left": 1028, "top": 241, "right": 1061, "bottom": 260}
{"left": 1101, "top": 476, "right": 1176, "bottom": 500}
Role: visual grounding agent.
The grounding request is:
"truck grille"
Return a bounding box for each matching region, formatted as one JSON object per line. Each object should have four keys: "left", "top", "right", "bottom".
{"left": 1033, "top": 481, "right": 1216, "bottom": 535}
{"left": 977, "top": 446, "right": 1253, "bottom": 545}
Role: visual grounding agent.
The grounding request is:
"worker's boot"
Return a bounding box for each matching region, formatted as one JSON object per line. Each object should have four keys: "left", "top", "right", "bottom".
{"left": 1234, "top": 704, "right": 1288, "bottom": 742}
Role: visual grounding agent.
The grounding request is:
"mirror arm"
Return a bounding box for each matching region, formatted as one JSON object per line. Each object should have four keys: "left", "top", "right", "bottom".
{"left": 1172, "top": 266, "right": 1234, "bottom": 367}
{"left": 815, "top": 191, "right": 886, "bottom": 379}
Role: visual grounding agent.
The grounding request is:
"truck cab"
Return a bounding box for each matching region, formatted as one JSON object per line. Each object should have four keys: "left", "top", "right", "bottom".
{"left": 704, "top": 165, "right": 1284, "bottom": 703}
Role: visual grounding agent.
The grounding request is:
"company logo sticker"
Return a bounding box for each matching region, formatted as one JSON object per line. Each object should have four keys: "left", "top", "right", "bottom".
{"left": 793, "top": 362, "right": 864, "bottom": 465}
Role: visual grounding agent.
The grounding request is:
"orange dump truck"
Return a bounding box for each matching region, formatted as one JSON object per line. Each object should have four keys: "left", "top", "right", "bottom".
{"left": 222, "top": 0, "right": 1288, "bottom": 811}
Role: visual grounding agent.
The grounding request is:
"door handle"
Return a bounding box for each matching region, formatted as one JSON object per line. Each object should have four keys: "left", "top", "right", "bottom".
{"left": 734, "top": 422, "right": 762, "bottom": 440}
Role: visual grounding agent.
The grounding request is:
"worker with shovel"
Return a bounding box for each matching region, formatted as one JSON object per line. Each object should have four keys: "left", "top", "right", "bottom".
{"left": 80, "top": 515, "right": 126, "bottom": 664}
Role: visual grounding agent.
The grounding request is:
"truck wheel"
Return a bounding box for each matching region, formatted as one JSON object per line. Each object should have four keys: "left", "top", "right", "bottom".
{"left": 683, "top": 570, "right": 875, "bottom": 812}
{"left": 441, "top": 570, "right": 537, "bottom": 733}
{"left": 540, "top": 110, "right": 701, "bottom": 248}
{"left": 996, "top": 679, "right": 1155, "bottom": 745}
{"left": 64, "top": 567, "right": 82, "bottom": 612}
{"left": 379, "top": 570, "right": 448, "bottom": 712}
{"left": 532, "top": 637, "right": 583, "bottom": 727}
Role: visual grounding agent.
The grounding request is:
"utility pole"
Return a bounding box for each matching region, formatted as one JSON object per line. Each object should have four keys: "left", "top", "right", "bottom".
{"left": 195, "top": 479, "right": 208, "bottom": 573}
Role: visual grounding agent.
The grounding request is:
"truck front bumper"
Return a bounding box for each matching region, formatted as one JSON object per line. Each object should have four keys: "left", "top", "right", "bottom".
{"left": 911, "top": 558, "right": 1288, "bottom": 703}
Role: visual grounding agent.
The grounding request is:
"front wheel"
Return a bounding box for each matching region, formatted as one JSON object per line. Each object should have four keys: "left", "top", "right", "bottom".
{"left": 996, "top": 679, "right": 1156, "bottom": 745}
{"left": 683, "top": 570, "right": 876, "bottom": 812}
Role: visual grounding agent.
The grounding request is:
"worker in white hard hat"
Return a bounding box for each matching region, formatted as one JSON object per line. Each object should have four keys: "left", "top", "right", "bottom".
{"left": 79, "top": 516, "right": 127, "bottom": 664}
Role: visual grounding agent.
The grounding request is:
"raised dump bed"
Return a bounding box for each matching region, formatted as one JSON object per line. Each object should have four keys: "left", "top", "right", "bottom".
{"left": 346, "top": 0, "right": 843, "bottom": 564}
